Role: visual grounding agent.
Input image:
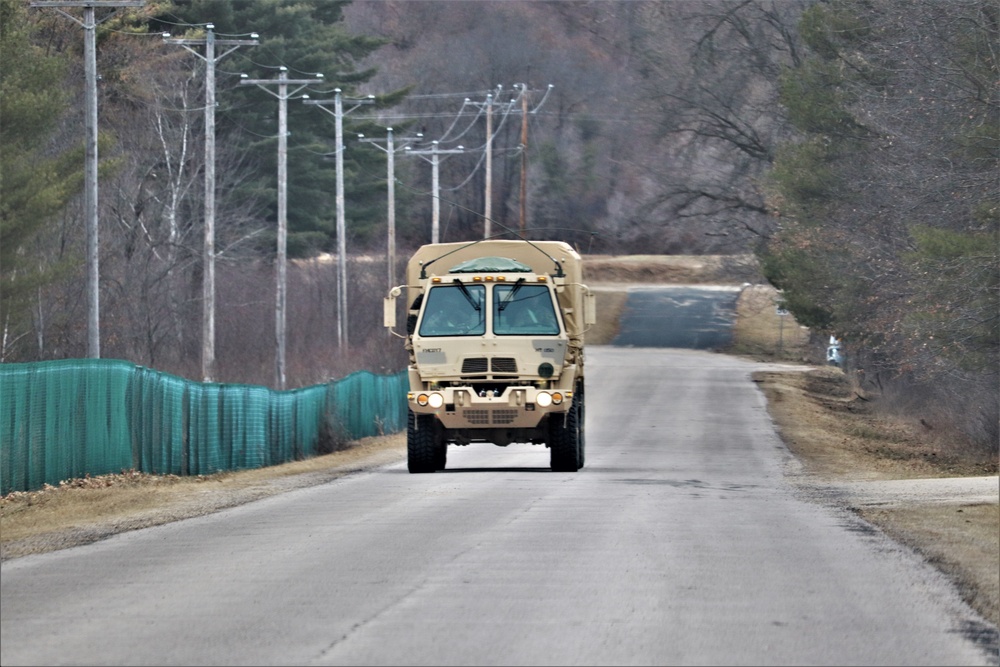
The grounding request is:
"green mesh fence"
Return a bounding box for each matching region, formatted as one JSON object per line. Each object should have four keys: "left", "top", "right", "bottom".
{"left": 0, "top": 360, "right": 408, "bottom": 495}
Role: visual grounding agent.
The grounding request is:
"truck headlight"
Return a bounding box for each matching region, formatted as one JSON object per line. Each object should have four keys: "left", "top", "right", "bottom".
{"left": 416, "top": 392, "right": 444, "bottom": 408}
{"left": 551, "top": 392, "right": 563, "bottom": 405}
{"left": 536, "top": 392, "right": 553, "bottom": 407}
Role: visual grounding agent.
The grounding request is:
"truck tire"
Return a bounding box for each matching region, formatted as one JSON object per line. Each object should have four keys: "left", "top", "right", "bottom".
{"left": 434, "top": 434, "right": 448, "bottom": 470}
{"left": 408, "top": 410, "right": 445, "bottom": 473}
{"left": 549, "top": 394, "right": 582, "bottom": 472}
{"left": 576, "top": 382, "right": 586, "bottom": 469}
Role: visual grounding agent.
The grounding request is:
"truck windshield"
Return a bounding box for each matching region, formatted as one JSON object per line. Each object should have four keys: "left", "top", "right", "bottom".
{"left": 418, "top": 284, "right": 486, "bottom": 336}
{"left": 493, "top": 284, "right": 560, "bottom": 335}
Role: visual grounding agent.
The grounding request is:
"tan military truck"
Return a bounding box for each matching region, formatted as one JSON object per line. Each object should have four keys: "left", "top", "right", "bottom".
{"left": 384, "top": 239, "right": 596, "bottom": 473}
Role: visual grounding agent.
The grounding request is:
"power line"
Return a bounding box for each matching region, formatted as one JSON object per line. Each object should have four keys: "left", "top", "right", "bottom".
{"left": 406, "top": 89, "right": 501, "bottom": 99}
{"left": 356, "top": 84, "right": 550, "bottom": 241}
{"left": 437, "top": 98, "right": 483, "bottom": 144}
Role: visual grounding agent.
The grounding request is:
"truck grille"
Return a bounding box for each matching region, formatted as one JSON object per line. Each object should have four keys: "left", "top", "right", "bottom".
{"left": 491, "top": 357, "right": 517, "bottom": 373}
{"left": 461, "top": 358, "right": 488, "bottom": 373}
{"left": 460, "top": 356, "right": 518, "bottom": 377}
{"left": 462, "top": 409, "right": 519, "bottom": 425}
{"left": 464, "top": 409, "right": 489, "bottom": 425}
{"left": 492, "top": 409, "right": 518, "bottom": 425}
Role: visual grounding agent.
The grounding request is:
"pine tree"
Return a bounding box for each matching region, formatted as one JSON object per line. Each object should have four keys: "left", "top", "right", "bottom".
{"left": 0, "top": 0, "right": 83, "bottom": 359}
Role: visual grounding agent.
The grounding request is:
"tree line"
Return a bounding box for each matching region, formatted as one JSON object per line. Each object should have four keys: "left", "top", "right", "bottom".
{"left": 762, "top": 0, "right": 998, "bottom": 449}
{"left": 1, "top": 1, "right": 996, "bottom": 451}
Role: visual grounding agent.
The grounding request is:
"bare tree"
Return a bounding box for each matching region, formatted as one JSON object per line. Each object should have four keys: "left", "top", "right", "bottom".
{"left": 624, "top": 1, "right": 808, "bottom": 254}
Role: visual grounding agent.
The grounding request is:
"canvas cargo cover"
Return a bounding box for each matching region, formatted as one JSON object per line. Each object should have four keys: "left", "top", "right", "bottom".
{"left": 406, "top": 240, "right": 583, "bottom": 286}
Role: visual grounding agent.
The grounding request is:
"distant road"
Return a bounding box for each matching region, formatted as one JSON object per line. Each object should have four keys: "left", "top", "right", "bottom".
{"left": 612, "top": 285, "right": 742, "bottom": 349}
{"left": 2, "top": 347, "right": 993, "bottom": 666}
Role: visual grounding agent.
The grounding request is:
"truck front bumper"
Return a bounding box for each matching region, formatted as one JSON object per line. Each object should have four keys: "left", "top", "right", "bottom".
{"left": 408, "top": 386, "right": 573, "bottom": 429}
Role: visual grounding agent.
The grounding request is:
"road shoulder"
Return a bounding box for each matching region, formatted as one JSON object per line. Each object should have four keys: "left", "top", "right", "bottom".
{"left": 753, "top": 366, "right": 999, "bottom": 629}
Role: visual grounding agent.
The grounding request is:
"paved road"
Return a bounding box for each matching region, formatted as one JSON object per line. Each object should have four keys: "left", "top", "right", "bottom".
{"left": 612, "top": 285, "right": 742, "bottom": 349}
{"left": 2, "top": 347, "right": 995, "bottom": 666}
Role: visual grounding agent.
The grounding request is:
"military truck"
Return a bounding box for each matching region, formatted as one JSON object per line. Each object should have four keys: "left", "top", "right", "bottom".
{"left": 384, "top": 239, "right": 596, "bottom": 473}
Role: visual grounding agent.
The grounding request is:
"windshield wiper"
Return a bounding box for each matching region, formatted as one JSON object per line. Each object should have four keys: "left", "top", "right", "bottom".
{"left": 498, "top": 278, "right": 525, "bottom": 311}
{"left": 452, "top": 279, "right": 481, "bottom": 310}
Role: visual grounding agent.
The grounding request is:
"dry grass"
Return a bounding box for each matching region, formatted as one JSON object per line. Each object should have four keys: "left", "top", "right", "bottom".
{"left": 585, "top": 253, "right": 761, "bottom": 285}
{"left": 730, "top": 284, "right": 814, "bottom": 363}
{"left": 756, "top": 366, "right": 997, "bottom": 481}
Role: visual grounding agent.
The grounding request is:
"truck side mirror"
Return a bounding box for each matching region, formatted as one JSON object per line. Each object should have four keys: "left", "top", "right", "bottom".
{"left": 584, "top": 291, "right": 596, "bottom": 326}
{"left": 383, "top": 297, "right": 397, "bottom": 328}
{"left": 384, "top": 287, "right": 402, "bottom": 329}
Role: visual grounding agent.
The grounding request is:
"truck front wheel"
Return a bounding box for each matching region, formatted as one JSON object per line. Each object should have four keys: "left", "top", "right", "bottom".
{"left": 548, "top": 392, "right": 582, "bottom": 472}
{"left": 408, "top": 410, "right": 446, "bottom": 473}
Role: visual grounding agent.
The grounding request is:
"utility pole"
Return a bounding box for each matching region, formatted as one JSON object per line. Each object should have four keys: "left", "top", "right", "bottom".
{"left": 241, "top": 68, "right": 323, "bottom": 390}
{"left": 304, "top": 90, "right": 375, "bottom": 350}
{"left": 164, "top": 25, "right": 257, "bottom": 382}
{"left": 405, "top": 141, "right": 465, "bottom": 244}
{"left": 465, "top": 85, "right": 510, "bottom": 238}
{"left": 519, "top": 84, "right": 529, "bottom": 235}
{"left": 504, "top": 83, "right": 553, "bottom": 238}
{"left": 358, "top": 129, "right": 423, "bottom": 289}
{"left": 484, "top": 93, "right": 493, "bottom": 239}
{"left": 30, "top": 1, "right": 144, "bottom": 359}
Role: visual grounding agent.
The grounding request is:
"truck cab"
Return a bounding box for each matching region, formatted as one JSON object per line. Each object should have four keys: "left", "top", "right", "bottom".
{"left": 385, "top": 241, "right": 595, "bottom": 473}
